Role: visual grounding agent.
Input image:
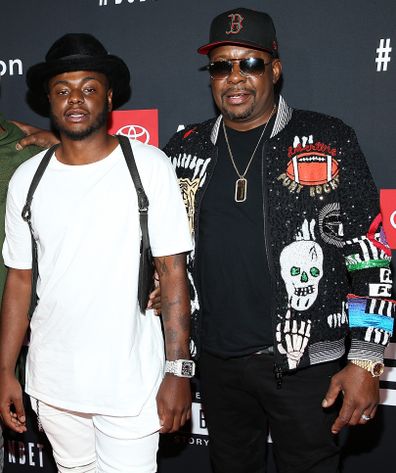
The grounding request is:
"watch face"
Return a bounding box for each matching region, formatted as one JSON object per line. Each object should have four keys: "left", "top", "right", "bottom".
{"left": 372, "top": 362, "right": 384, "bottom": 376}
{"left": 181, "top": 361, "right": 194, "bottom": 377}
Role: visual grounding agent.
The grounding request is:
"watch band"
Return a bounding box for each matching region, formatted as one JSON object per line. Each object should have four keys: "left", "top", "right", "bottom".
{"left": 165, "top": 359, "right": 195, "bottom": 378}
{"left": 350, "top": 359, "right": 384, "bottom": 377}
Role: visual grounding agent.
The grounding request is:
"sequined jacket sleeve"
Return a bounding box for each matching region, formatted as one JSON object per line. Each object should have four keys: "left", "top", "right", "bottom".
{"left": 339, "top": 126, "right": 395, "bottom": 362}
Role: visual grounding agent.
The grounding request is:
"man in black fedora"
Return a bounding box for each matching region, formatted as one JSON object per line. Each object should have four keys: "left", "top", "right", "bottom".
{"left": 0, "top": 33, "right": 194, "bottom": 473}
{"left": 164, "top": 7, "right": 395, "bottom": 473}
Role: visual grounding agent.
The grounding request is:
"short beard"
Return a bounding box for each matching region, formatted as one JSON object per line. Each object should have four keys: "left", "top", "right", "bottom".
{"left": 221, "top": 102, "right": 256, "bottom": 122}
{"left": 220, "top": 90, "right": 256, "bottom": 122}
{"left": 51, "top": 100, "right": 109, "bottom": 141}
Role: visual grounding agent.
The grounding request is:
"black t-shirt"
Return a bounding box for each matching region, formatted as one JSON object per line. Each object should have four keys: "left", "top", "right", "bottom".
{"left": 198, "top": 117, "right": 275, "bottom": 358}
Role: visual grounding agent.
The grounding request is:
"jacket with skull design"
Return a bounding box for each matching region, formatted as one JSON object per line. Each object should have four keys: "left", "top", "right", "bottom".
{"left": 163, "top": 96, "right": 395, "bottom": 372}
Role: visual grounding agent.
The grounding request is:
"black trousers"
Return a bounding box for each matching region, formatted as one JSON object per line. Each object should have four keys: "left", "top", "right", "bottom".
{"left": 199, "top": 351, "right": 341, "bottom": 473}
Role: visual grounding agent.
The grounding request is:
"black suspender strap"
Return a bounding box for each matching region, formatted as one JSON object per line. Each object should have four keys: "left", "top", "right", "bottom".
{"left": 21, "top": 144, "right": 59, "bottom": 319}
{"left": 118, "top": 135, "right": 154, "bottom": 313}
{"left": 21, "top": 137, "right": 153, "bottom": 318}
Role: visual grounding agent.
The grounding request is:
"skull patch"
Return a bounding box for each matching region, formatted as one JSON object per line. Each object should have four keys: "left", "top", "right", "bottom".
{"left": 280, "top": 219, "right": 323, "bottom": 311}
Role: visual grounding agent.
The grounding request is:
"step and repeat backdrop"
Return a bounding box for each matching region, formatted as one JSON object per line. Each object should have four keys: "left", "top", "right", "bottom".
{"left": 1, "top": 1, "right": 396, "bottom": 472}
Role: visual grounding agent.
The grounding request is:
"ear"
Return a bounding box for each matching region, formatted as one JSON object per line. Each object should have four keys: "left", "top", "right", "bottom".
{"left": 107, "top": 88, "right": 113, "bottom": 112}
{"left": 271, "top": 59, "right": 282, "bottom": 85}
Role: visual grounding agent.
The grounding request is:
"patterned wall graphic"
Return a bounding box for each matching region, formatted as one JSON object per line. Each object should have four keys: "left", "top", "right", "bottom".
{"left": 0, "top": 1, "right": 395, "bottom": 472}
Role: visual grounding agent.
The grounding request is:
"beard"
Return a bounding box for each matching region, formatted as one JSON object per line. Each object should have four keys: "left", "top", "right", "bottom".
{"left": 221, "top": 102, "right": 256, "bottom": 121}
{"left": 220, "top": 89, "right": 257, "bottom": 122}
{"left": 51, "top": 100, "right": 109, "bottom": 141}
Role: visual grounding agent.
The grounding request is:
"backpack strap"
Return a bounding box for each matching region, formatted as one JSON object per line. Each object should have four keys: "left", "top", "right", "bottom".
{"left": 21, "top": 144, "right": 59, "bottom": 319}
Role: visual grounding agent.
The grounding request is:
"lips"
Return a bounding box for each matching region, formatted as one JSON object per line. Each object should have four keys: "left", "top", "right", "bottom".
{"left": 65, "top": 109, "right": 88, "bottom": 122}
{"left": 223, "top": 89, "right": 253, "bottom": 106}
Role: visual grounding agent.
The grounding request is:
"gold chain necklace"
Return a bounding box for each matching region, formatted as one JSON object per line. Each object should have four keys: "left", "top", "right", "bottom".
{"left": 223, "top": 104, "right": 276, "bottom": 203}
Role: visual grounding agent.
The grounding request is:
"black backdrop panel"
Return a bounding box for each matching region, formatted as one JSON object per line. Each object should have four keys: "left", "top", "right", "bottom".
{"left": 1, "top": 1, "right": 396, "bottom": 472}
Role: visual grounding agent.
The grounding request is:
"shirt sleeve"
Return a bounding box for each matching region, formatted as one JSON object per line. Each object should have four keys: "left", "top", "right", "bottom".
{"left": 3, "top": 175, "right": 32, "bottom": 269}
{"left": 339, "top": 127, "right": 395, "bottom": 362}
{"left": 134, "top": 142, "right": 193, "bottom": 258}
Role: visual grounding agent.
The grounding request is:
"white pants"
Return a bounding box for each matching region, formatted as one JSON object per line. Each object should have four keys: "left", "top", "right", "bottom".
{"left": 31, "top": 398, "right": 160, "bottom": 473}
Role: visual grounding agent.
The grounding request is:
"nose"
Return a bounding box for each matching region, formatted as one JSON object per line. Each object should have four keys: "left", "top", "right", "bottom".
{"left": 227, "top": 61, "right": 246, "bottom": 84}
{"left": 68, "top": 89, "right": 84, "bottom": 104}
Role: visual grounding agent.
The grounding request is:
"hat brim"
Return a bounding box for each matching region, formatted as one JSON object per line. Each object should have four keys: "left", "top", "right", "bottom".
{"left": 26, "top": 55, "right": 131, "bottom": 115}
{"left": 197, "top": 40, "right": 276, "bottom": 56}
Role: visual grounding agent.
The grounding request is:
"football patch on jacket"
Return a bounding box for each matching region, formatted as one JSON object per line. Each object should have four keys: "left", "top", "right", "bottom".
{"left": 278, "top": 135, "right": 339, "bottom": 197}
{"left": 286, "top": 152, "right": 339, "bottom": 185}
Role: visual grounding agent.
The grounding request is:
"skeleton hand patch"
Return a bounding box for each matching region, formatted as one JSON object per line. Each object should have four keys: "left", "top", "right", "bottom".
{"left": 276, "top": 309, "right": 312, "bottom": 369}
{"left": 327, "top": 302, "right": 348, "bottom": 328}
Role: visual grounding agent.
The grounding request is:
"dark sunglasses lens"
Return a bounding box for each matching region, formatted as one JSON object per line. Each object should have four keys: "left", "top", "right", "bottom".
{"left": 240, "top": 58, "right": 266, "bottom": 75}
{"left": 208, "top": 58, "right": 267, "bottom": 79}
{"left": 208, "top": 61, "right": 232, "bottom": 79}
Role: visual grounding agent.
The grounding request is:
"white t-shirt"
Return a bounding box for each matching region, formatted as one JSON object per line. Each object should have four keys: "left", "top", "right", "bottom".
{"left": 3, "top": 139, "right": 192, "bottom": 416}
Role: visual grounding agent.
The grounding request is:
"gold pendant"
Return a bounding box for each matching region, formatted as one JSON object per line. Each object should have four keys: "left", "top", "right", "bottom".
{"left": 235, "top": 178, "right": 247, "bottom": 202}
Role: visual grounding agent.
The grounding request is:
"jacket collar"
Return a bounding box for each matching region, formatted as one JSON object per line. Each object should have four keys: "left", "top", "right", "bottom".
{"left": 210, "top": 95, "right": 293, "bottom": 145}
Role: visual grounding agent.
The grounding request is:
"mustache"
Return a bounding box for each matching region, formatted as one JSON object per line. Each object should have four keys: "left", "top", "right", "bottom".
{"left": 221, "top": 87, "right": 256, "bottom": 99}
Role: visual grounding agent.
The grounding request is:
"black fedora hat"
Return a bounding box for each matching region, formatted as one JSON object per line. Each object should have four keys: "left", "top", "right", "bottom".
{"left": 26, "top": 33, "right": 131, "bottom": 115}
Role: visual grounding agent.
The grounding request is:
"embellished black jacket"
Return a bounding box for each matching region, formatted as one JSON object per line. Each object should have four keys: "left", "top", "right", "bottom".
{"left": 163, "top": 96, "right": 395, "bottom": 372}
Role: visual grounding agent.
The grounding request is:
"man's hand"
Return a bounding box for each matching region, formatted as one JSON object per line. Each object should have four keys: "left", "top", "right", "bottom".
{"left": 0, "top": 371, "right": 26, "bottom": 433}
{"left": 147, "top": 272, "right": 161, "bottom": 315}
{"left": 0, "top": 268, "right": 32, "bottom": 433}
{"left": 322, "top": 362, "right": 379, "bottom": 434}
{"left": 11, "top": 120, "right": 59, "bottom": 150}
{"left": 156, "top": 374, "right": 191, "bottom": 433}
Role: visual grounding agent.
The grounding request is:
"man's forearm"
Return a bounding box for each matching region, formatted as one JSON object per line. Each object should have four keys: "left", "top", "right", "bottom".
{"left": 154, "top": 253, "right": 190, "bottom": 360}
{"left": 0, "top": 269, "right": 32, "bottom": 373}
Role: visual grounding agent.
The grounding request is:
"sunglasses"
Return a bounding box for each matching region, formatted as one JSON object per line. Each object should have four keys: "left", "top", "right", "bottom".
{"left": 207, "top": 57, "right": 272, "bottom": 80}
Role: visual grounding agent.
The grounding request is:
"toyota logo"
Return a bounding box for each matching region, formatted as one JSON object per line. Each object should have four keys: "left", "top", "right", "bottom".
{"left": 391, "top": 210, "right": 396, "bottom": 229}
{"left": 116, "top": 124, "right": 150, "bottom": 144}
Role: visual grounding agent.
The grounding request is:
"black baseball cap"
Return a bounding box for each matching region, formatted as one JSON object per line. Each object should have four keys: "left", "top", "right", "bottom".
{"left": 198, "top": 8, "right": 279, "bottom": 57}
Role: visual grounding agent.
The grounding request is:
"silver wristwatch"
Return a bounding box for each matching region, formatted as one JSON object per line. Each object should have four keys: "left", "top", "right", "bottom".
{"left": 164, "top": 359, "right": 195, "bottom": 378}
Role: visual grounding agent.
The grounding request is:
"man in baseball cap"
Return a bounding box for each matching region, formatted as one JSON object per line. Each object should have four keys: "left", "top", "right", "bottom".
{"left": 164, "top": 7, "right": 394, "bottom": 473}
{"left": 0, "top": 33, "right": 194, "bottom": 473}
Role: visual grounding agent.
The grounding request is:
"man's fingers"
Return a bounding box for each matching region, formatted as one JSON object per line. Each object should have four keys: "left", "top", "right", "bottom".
{"left": 358, "top": 404, "right": 378, "bottom": 425}
{"left": 159, "top": 412, "right": 174, "bottom": 433}
{"left": 0, "top": 405, "right": 26, "bottom": 433}
{"left": 157, "top": 402, "right": 172, "bottom": 433}
{"left": 180, "top": 408, "right": 191, "bottom": 428}
{"left": 13, "top": 397, "right": 26, "bottom": 424}
{"left": 147, "top": 286, "right": 161, "bottom": 310}
{"left": 158, "top": 405, "right": 191, "bottom": 433}
{"left": 169, "top": 412, "right": 182, "bottom": 433}
{"left": 160, "top": 408, "right": 186, "bottom": 433}
{"left": 322, "top": 378, "right": 341, "bottom": 409}
{"left": 331, "top": 401, "right": 355, "bottom": 434}
{"left": 369, "top": 404, "right": 378, "bottom": 419}
{"left": 17, "top": 136, "right": 42, "bottom": 149}
{"left": 17, "top": 132, "right": 59, "bottom": 150}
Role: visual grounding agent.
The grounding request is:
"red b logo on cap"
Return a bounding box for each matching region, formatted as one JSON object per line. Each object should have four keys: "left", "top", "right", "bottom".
{"left": 226, "top": 13, "right": 244, "bottom": 35}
